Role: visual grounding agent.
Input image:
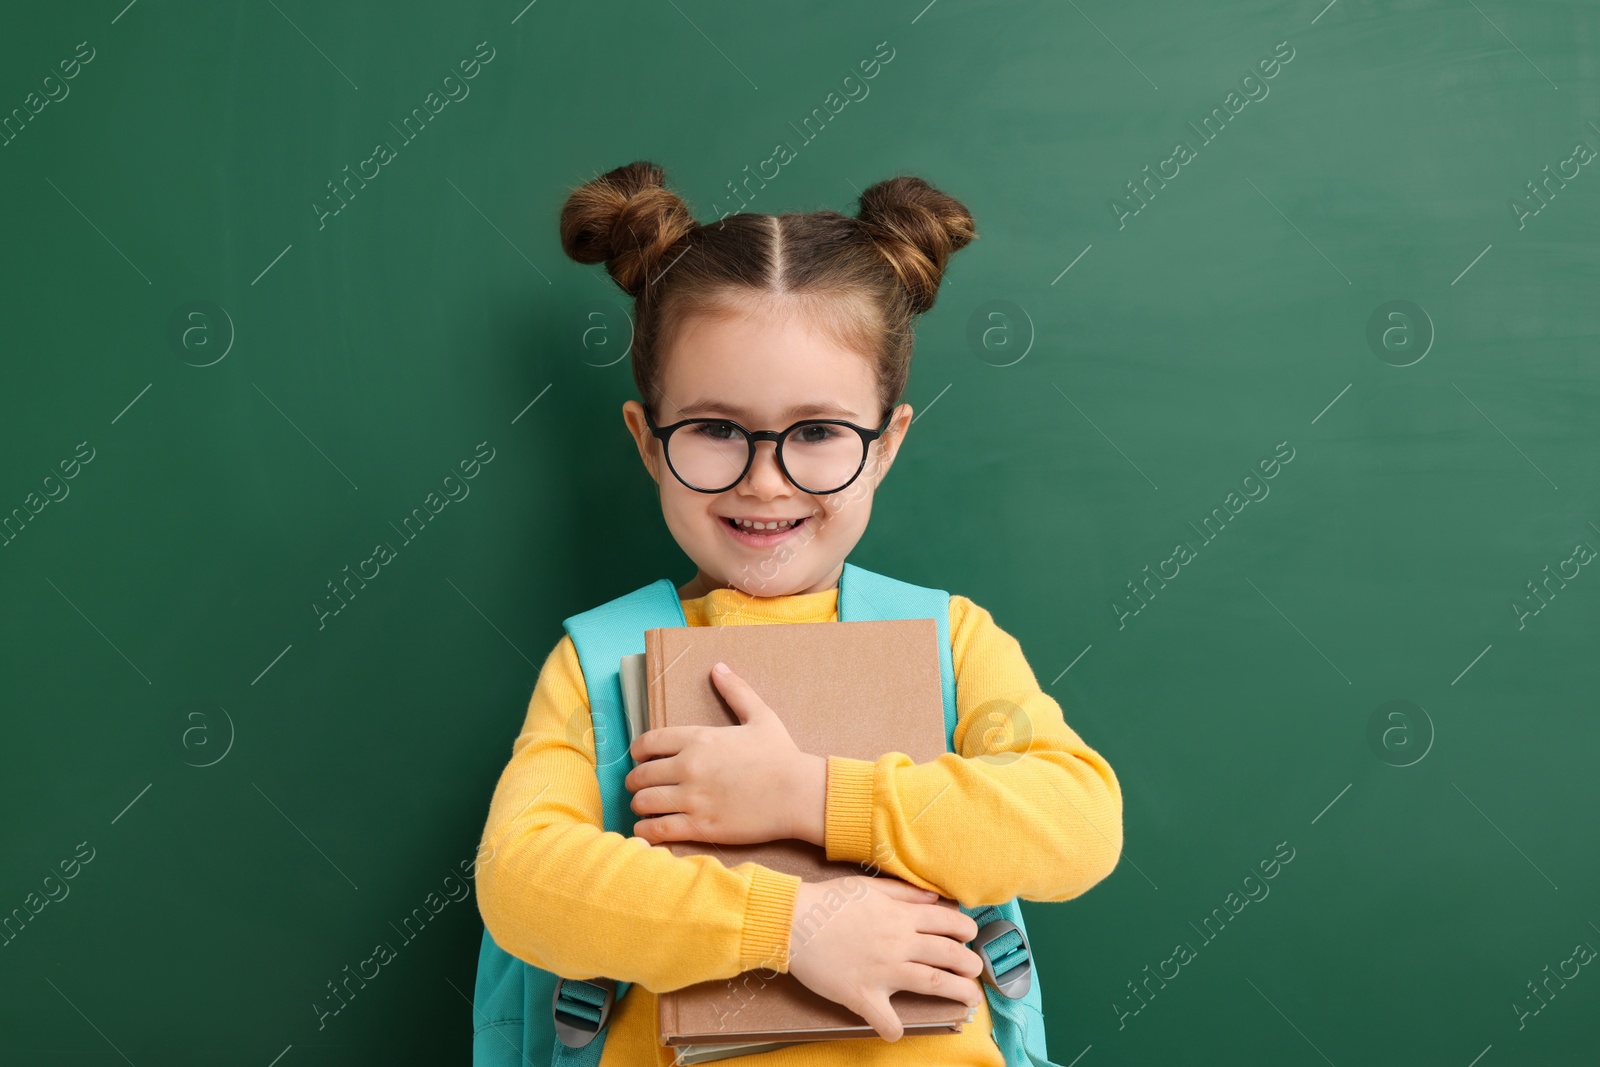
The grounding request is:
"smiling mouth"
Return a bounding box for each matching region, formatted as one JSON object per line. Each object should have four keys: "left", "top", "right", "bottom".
{"left": 721, "top": 515, "right": 811, "bottom": 544}
{"left": 724, "top": 516, "right": 808, "bottom": 532}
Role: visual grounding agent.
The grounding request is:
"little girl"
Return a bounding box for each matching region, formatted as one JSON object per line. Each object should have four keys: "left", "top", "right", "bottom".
{"left": 474, "top": 161, "right": 1123, "bottom": 1066}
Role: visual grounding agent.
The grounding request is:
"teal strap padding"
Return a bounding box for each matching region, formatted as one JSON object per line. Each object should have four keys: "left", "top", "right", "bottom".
{"left": 548, "top": 578, "right": 690, "bottom": 1067}
{"left": 562, "top": 577, "right": 688, "bottom": 1013}
{"left": 563, "top": 576, "right": 688, "bottom": 842}
{"left": 550, "top": 1040, "right": 601, "bottom": 1067}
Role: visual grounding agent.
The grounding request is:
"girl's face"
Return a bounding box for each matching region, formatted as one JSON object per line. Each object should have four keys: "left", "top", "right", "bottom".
{"left": 622, "top": 300, "right": 912, "bottom": 599}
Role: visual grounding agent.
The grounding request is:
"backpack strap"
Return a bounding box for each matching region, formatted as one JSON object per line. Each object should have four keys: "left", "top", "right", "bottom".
{"left": 840, "top": 563, "right": 1064, "bottom": 1067}
{"left": 968, "top": 900, "right": 1059, "bottom": 1066}
{"left": 548, "top": 577, "right": 687, "bottom": 1065}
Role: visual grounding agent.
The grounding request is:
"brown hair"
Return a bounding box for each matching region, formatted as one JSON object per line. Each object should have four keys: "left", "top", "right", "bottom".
{"left": 558, "top": 160, "right": 976, "bottom": 422}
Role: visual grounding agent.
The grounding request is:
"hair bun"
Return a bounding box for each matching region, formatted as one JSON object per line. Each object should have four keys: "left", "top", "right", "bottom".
{"left": 854, "top": 175, "right": 976, "bottom": 315}
{"left": 559, "top": 161, "right": 698, "bottom": 298}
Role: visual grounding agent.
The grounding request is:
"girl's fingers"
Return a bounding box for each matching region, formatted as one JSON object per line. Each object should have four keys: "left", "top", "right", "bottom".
{"left": 628, "top": 783, "right": 683, "bottom": 816}
{"left": 910, "top": 903, "right": 979, "bottom": 943}
{"left": 623, "top": 754, "right": 682, "bottom": 793}
{"left": 710, "top": 666, "right": 767, "bottom": 718}
{"left": 897, "top": 962, "right": 986, "bottom": 1009}
{"left": 634, "top": 812, "right": 695, "bottom": 843}
{"left": 628, "top": 725, "right": 698, "bottom": 762}
{"left": 854, "top": 992, "right": 904, "bottom": 1043}
{"left": 907, "top": 933, "right": 985, "bottom": 980}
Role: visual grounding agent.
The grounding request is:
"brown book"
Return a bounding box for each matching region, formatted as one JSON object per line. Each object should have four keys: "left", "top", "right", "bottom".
{"left": 637, "top": 618, "right": 977, "bottom": 1052}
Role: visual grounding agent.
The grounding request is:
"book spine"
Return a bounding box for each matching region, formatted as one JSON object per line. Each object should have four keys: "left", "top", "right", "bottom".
{"left": 646, "top": 628, "right": 666, "bottom": 732}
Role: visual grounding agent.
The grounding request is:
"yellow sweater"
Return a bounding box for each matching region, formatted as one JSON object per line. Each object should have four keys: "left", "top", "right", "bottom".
{"left": 475, "top": 582, "right": 1123, "bottom": 1066}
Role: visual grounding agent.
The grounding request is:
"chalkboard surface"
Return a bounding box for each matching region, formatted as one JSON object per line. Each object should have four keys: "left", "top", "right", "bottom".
{"left": 2, "top": 1, "right": 1597, "bottom": 1064}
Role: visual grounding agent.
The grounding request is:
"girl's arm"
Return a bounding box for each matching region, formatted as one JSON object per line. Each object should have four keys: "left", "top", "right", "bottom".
{"left": 822, "top": 595, "right": 1124, "bottom": 908}
{"left": 475, "top": 634, "right": 801, "bottom": 992}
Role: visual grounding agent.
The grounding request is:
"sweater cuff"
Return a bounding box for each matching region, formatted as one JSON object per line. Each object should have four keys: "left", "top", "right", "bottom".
{"left": 823, "top": 755, "right": 876, "bottom": 864}
{"left": 741, "top": 865, "right": 801, "bottom": 974}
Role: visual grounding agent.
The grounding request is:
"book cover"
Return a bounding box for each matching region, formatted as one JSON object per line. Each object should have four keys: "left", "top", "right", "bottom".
{"left": 637, "top": 618, "right": 977, "bottom": 1048}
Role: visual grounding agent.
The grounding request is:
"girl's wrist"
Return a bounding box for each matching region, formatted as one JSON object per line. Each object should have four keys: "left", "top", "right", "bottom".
{"left": 788, "top": 879, "right": 830, "bottom": 959}
{"left": 789, "top": 753, "right": 828, "bottom": 847}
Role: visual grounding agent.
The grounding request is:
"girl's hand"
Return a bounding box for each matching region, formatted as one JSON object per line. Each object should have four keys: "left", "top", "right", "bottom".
{"left": 786, "top": 875, "right": 985, "bottom": 1042}
{"left": 626, "top": 662, "right": 827, "bottom": 847}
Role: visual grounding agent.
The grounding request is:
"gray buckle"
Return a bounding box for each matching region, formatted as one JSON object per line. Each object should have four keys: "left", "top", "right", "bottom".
{"left": 972, "top": 920, "right": 1032, "bottom": 999}
{"left": 552, "top": 977, "right": 616, "bottom": 1047}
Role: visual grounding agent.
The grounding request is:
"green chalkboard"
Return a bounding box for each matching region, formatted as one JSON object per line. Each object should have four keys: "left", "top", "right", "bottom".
{"left": 2, "top": 0, "right": 1596, "bottom": 1064}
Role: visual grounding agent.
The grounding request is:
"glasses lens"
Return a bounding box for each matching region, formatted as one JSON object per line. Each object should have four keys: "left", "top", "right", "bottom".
{"left": 782, "top": 422, "right": 868, "bottom": 493}
{"left": 665, "top": 420, "right": 869, "bottom": 493}
{"left": 666, "top": 420, "right": 754, "bottom": 491}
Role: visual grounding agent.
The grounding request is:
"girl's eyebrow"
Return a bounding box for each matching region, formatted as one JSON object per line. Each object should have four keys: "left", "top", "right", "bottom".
{"left": 678, "top": 400, "right": 860, "bottom": 420}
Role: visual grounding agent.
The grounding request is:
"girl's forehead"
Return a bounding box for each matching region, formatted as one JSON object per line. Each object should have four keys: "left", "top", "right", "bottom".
{"left": 659, "top": 314, "right": 879, "bottom": 418}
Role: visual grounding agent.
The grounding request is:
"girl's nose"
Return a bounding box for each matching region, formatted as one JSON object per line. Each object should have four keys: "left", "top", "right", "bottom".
{"left": 741, "top": 440, "right": 791, "bottom": 495}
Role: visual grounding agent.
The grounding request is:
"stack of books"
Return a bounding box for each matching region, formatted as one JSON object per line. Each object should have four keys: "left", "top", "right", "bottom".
{"left": 617, "top": 617, "right": 977, "bottom": 1065}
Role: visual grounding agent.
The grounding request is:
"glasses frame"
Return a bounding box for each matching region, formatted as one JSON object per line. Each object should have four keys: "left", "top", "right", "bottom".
{"left": 644, "top": 406, "right": 897, "bottom": 495}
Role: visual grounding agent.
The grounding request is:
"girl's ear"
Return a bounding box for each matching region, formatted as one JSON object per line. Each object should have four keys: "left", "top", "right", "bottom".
{"left": 873, "top": 403, "right": 913, "bottom": 482}
{"left": 621, "top": 400, "right": 662, "bottom": 484}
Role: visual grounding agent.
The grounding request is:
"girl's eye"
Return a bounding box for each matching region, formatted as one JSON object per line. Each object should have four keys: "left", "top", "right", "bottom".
{"left": 792, "top": 424, "right": 840, "bottom": 445}
{"left": 693, "top": 421, "right": 741, "bottom": 441}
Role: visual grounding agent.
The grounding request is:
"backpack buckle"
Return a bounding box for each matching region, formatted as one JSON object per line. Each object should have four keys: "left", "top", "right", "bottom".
{"left": 972, "top": 920, "right": 1032, "bottom": 999}
{"left": 552, "top": 976, "right": 617, "bottom": 1047}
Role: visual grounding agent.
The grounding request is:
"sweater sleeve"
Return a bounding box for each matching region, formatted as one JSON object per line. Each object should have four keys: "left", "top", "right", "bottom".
{"left": 474, "top": 633, "right": 802, "bottom": 993}
{"left": 822, "top": 595, "right": 1123, "bottom": 907}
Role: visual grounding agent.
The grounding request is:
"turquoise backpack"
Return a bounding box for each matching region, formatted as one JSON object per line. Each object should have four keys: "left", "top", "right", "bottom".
{"left": 471, "top": 561, "right": 1062, "bottom": 1066}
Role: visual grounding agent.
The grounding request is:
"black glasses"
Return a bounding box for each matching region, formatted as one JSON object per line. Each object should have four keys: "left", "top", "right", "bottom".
{"left": 644, "top": 407, "right": 895, "bottom": 494}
